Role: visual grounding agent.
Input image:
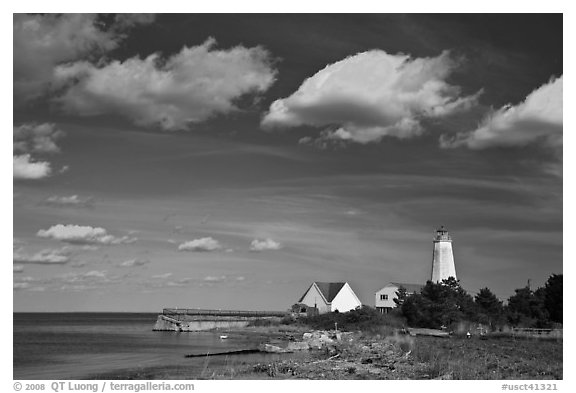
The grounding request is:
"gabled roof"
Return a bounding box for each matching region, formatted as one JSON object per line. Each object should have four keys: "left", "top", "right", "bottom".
{"left": 298, "top": 282, "right": 346, "bottom": 303}
{"left": 315, "top": 282, "right": 346, "bottom": 302}
{"left": 389, "top": 282, "right": 424, "bottom": 293}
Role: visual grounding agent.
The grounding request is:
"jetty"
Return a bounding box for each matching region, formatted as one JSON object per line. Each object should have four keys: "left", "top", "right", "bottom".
{"left": 153, "top": 308, "right": 288, "bottom": 332}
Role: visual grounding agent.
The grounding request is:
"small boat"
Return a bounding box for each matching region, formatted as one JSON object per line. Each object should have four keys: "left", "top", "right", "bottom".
{"left": 219, "top": 335, "right": 228, "bottom": 339}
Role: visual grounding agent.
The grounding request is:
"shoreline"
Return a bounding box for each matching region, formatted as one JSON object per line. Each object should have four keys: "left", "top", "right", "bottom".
{"left": 84, "top": 325, "right": 562, "bottom": 380}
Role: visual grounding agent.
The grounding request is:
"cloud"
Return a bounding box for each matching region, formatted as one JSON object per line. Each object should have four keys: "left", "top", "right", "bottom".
{"left": 13, "top": 238, "right": 25, "bottom": 247}
{"left": 13, "top": 248, "right": 70, "bottom": 264}
{"left": 14, "top": 14, "right": 118, "bottom": 103}
{"left": 13, "top": 123, "right": 65, "bottom": 154}
{"left": 166, "top": 278, "right": 194, "bottom": 287}
{"left": 152, "top": 273, "right": 172, "bottom": 279}
{"left": 83, "top": 270, "right": 107, "bottom": 278}
{"left": 440, "top": 76, "right": 562, "bottom": 151}
{"left": 13, "top": 276, "right": 47, "bottom": 292}
{"left": 14, "top": 14, "right": 156, "bottom": 104}
{"left": 262, "top": 50, "right": 479, "bottom": 143}
{"left": 58, "top": 270, "right": 116, "bottom": 285}
{"left": 14, "top": 154, "right": 51, "bottom": 179}
{"left": 298, "top": 130, "right": 350, "bottom": 150}
{"left": 14, "top": 282, "right": 31, "bottom": 290}
{"left": 203, "top": 275, "right": 227, "bottom": 282}
{"left": 52, "top": 38, "right": 277, "bottom": 130}
{"left": 55, "top": 270, "right": 129, "bottom": 292}
{"left": 13, "top": 123, "right": 66, "bottom": 180}
{"left": 13, "top": 265, "right": 24, "bottom": 273}
{"left": 37, "top": 224, "right": 137, "bottom": 245}
{"left": 44, "top": 195, "right": 95, "bottom": 208}
{"left": 119, "top": 258, "right": 149, "bottom": 267}
{"left": 249, "top": 238, "right": 282, "bottom": 251}
{"left": 113, "top": 14, "right": 156, "bottom": 29}
{"left": 203, "top": 275, "right": 246, "bottom": 284}
{"left": 178, "top": 237, "right": 222, "bottom": 252}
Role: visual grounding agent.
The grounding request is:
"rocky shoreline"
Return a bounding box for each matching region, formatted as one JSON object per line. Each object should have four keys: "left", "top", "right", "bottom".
{"left": 198, "top": 327, "right": 562, "bottom": 380}
{"left": 84, "top": 325, "right": 562, "bottom": 380}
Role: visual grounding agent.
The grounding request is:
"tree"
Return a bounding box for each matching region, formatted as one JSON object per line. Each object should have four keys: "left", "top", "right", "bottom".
{"left": 393, "top": 286, "right": 408, "bottom": 308}
{"left": 544, "top": 274, "right": 562, "bottom": 323}
{"left": 507, "top": 285, "right": 549, "bottom": 328}
{"left": 399, "top": 278, "right": 477, "bottom": 329}
{"left": 475, "top": 287, "right": 503, "bottom": 329}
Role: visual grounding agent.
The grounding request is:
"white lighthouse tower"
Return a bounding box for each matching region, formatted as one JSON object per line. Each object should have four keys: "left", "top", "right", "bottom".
{"left": 431, "top": 226, "right": 457, "bottom": 282}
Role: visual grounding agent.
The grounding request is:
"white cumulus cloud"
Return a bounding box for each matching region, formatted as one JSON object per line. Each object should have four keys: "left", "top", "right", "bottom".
{"left": 13, "top": 123, "right": 67, "bottom": 180}
{"left": 13, "top": 248, "right": 70, "bottom": 264}
{"left": 262, "top": 50, "right": 479, "bottom": 143}
{"left": 37, "top": 224, "right": 137, "bottom": 245}
{"left": 52, "top": 38, "right": 277, "bottom": 130}
{"left": 13, "top": 123, "right": 65, "bottom": 154}
{"left": 178, "top": 237, "right": 222, "bottom": 252}
{"left": 14, "top": 154, "right": 52, "bottom": 179}
{"left": 440, "top": 76, "right": 563, "bottom": 150}
{"left": 250, "top": 238, "right": 282, "bottom": 251}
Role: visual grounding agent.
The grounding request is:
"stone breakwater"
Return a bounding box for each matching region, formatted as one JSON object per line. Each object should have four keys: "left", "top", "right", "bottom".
{"left": 258, "top": 330, "right": 350, "bottom": 353}
{"left": 153, "top": 314, "right": 283, "bottom": 332}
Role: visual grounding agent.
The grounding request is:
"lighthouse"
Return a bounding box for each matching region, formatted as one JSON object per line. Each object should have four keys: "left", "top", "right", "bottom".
{"left": 431, "top": 226, "right": 457, "bottom": 282}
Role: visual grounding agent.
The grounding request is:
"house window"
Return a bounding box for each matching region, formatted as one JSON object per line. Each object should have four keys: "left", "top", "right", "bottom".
{"left": 380, "top": 294, "right": 388, "bottom": 300}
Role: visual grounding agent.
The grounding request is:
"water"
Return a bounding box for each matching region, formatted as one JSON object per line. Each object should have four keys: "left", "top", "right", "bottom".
{"left": 14, "top": 313, "right": 286, "bottom": 380}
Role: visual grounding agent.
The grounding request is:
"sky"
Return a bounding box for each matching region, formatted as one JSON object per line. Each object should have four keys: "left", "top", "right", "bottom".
{"left": 12, "top": 13, "right": 563, "bottom": 312}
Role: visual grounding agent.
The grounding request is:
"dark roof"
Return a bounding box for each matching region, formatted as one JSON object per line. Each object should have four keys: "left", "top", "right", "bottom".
{"left": 389, "top": 282, "right": 424, "bottom": 293}
{"left": 315, "top": 282, "right": 346, "bottom": 302}
{"left": 298, "top": 282, "right": 346, "bottom": 303}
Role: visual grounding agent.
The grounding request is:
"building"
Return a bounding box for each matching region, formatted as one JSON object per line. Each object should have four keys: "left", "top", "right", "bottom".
{"left": 297, "top": 282, "right": 362, "bottom": 314}
{"left": 375, "top": 282, "right": 424, "bottom": 314}
{"left": 431, "top": 226, "right": 457, "bottom": 282}
{"left": 374, "top": 226, "right": 458, "bottom": 312}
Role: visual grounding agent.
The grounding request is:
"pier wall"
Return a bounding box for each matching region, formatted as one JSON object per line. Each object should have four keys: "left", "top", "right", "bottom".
{"left": 153, "top": 313, "right": 283, "bottom": 332}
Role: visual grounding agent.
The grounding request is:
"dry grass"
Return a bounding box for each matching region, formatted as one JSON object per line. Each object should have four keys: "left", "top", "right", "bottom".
{"left": 408, "top": 336, "right": 562, "bottom": 379}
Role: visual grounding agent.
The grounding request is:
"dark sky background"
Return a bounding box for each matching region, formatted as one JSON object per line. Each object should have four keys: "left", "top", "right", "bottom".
{"left": 13, "top": 14, "right": 562, "bottom": 311}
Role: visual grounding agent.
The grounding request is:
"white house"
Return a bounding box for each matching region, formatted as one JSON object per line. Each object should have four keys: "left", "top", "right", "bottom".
{"left": 375, "top": 282, "right": 424, "bottom": 314}
{"left": 297, "top": 282, "right": 362, "bottom": 314}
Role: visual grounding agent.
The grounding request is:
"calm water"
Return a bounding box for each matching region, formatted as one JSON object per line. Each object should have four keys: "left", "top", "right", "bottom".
{"left": 14, "top": 313, "right": 284, "bottom": 380}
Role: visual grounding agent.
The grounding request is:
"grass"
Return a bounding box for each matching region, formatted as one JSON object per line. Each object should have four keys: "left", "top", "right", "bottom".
{"left": 407, "top": 335, "right": 562, "bottom": 379}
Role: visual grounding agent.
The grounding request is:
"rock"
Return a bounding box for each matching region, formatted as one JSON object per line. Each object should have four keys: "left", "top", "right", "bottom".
{"left": 407, "top": 328, "right": 449, "bottom": 338}
{"left": 326, "top": 345, "right": 339, "bottom": 356}
{"left": 360, "top": 345, "right": 370, "bottom": 352}
{"left": 319, "top": 334, "right": 334, "bottom": 344}
{"left": 302, "top": 332, "right": 313, "bottom": 340}
{"left": 308, "top": 339, "right": 323, "bottom": 349}
{"left": 286, "top": 341, "right": 309, "bottom": 351}
{"left": 385, "top": 350, "right": 395, "bottom": 356}
{"left": 258, "top": 344, "right": 287, "bottom": 353}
